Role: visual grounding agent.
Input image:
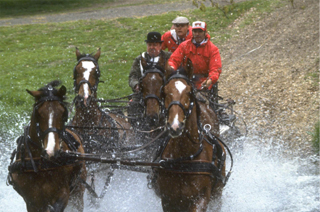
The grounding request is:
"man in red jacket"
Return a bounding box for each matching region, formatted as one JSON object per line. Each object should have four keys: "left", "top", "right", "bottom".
{"left": 168, "top": 21, "right": 222, "bottom": 112}
{"left": 161, "top": 16, "right": 193, "bottom": 53}
{"left": 168, "top": 21, "right": 222, "bottom": 90}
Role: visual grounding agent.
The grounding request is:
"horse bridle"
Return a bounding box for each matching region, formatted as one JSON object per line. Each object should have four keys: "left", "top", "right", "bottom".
{"left": 139, "top": 67, "right": 166, "bottom": 114}
{"left": 73, "top": 55, "right": 101, "bottom": 94}
{"left": 164, "top": 73, "right": 195, "bottom": 121}
{"left": 33, "top": 87, "right": 69, "bottom": 145}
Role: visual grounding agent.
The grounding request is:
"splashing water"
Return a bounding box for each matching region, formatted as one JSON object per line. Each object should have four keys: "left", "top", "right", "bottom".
{"left": 1, "top": 112, "right": 319, "bottom": 211}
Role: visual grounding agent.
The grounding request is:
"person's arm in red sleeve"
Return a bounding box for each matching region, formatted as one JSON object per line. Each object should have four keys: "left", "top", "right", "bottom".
{"left": 168, "top": 43, "right": 185, "bottom": 70}
{"left": 207, "top": 45, "right": 222, "bottom": 84}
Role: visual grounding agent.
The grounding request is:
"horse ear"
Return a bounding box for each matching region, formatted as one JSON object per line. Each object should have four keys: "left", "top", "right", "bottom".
{"left": 141, "top": 54, "right": 148, "bottom": 69}
{"left": 185, "top": 58, "right": 193, "bottom": 79}
{"left": 58, "top": 85, "right": 67, "bottom": 98}
{"left": 157, "top": 53, "right": 165, "bottom": 70}
{"left": 26, "top": 89, "right": 42, "bottom": 99}
{"left": 93, "top": 48, "right": 101, "bottom": 61}
{"left": 76, "top": 47, "right": 82, "bottom": 61}
{"left": 165, "top": 61, "right": 175, "bottom": 81}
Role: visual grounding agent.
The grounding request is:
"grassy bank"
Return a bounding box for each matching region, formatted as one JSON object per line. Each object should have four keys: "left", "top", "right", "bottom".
{"left": 0, "top": 0, "right": 187, "bottom": 19}
{"left": 0, "top": 0, "right": 115, "bottom": 18}
{"left": 0, "top": 0, "right": 281, "bottom": 139}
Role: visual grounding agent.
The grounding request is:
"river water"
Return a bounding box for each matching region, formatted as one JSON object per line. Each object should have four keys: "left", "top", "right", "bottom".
{"left": 0, "top": 111, "right": 319, "bottom": 212}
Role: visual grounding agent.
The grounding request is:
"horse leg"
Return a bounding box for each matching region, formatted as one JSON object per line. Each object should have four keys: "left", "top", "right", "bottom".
{"left": 187, "top": 187, "right": 211, "bottom": 212}
{"left": 68, "top": 184, "right": 85, "bottom": 212}
{"left": 189, "top": 197, "right": 210, "bottom": 212}
{"left": 68, "top": 172, "right": 87, "bottom": 212}
{"left": 48, "top": 189, "right": 69, "bottom": 212}
{"left": 161, "top": 197, "right": 182, "bottom": 212}
{"left": 210, "top": 184, "right": 224, "bottom": 212}
{"left": 26, "top": 203, "right": 48, "bottom": 212}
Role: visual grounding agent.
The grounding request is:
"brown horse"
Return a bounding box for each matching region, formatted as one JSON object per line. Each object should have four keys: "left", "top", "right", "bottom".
{"left": 138, "top": 53, "right": 167, "bottom": 128}
{"left": 7, "top": 80, "right": 86, "bottom": 212}
{"left": 70, "top": 48, "right": 133, "bottom": 154}
{"left": 155, "top": 60, "right": 227, "bottom": 212}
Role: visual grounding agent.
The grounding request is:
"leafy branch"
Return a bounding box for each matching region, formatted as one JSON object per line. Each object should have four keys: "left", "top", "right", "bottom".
{"left": 192, "top": 0, "right": 235, "bottom": 18}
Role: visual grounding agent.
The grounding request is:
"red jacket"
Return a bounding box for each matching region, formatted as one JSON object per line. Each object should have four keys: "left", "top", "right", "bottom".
{"left": 168, "top": 35, "right": 222, "bottom": 90}
{"left": 161, "top": 26, "right": 193, "bottom": 53}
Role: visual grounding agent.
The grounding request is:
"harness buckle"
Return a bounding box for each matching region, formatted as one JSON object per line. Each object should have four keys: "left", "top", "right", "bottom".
{"left": 203, "top": 124, "right": 211, "bottom": 134}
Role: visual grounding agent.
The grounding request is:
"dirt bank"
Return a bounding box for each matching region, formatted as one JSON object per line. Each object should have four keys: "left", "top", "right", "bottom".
{"left": 219, "top": 0, "right": 319, "bottom": 155}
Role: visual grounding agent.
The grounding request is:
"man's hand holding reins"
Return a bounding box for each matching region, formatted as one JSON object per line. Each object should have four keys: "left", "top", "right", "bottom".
{"left": 201, "top": 78, "right": 212, "bottom": 89}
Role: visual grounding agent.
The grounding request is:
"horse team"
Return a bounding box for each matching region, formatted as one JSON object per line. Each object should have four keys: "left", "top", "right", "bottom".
{"left": 7, "top": 48, "right": 228, "bottom": 212}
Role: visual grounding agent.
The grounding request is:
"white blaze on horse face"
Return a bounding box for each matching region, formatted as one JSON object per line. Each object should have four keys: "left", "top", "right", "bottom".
{"left": 175, "top": 81, "right": 186, "bottom": 94}
{"left": 46, "top": 111, "right": 55, "bottom": 157}
{"left": 171, "top": 114, "right": 180, "bottom": 131}
{"left": 151, "top": 74, "right": 157, "bottom": 81}
{"left": 82, "top": 61, "right": 95, "bottom": 98}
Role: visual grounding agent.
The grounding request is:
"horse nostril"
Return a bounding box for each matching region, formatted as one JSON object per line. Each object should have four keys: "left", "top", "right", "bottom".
{"left": 167, "top": 121, "right": 184, "bottom": 138}
{"left": 146, "top": 114, "right": 159, "bottom": 127}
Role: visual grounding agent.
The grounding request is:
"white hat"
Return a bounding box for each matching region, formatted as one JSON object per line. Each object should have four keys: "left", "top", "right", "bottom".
{"left": 192, "top": 21, "right": 207, "bottom": 31}
{"left": 172, "top": 17, "right": 189, "bottom": 24}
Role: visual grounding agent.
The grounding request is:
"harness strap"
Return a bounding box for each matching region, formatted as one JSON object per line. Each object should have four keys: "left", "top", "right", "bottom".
{"left": 159, "top": 161, "right": 219, "bottom": 176}
{"left": 21, "top": 126, "right": 39, "bottom": 173}
{"left": 8, "top": 157, "right": 80, "bottom": 173}
{"left": 63, "top": 130, "right": 80, "bottom": 152}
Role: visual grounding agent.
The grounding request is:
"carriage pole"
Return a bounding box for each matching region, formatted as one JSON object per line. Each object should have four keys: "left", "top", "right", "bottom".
{"left": 62, "top": 151, "right": 162, "bottom": 168}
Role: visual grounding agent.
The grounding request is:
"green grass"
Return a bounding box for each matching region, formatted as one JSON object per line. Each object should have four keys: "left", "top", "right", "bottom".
{"left": 0, "top": 0, "right": 189, "bottom": 19}
{"left": 0, "top": 0, "right": 281, "bottom": 139}
{"left": 309, "top": 121, "right": 320, "bottom": 153}
{"left": 0, "top": 0, "right": 115, "bottom": 18}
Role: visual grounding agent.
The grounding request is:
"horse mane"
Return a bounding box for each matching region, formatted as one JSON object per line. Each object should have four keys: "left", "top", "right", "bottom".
{"left": 38, "top": 80, "right": 61, "bottom": 91}
{"left": 76, "top": 52, "right": 95, "bottom": 61}
{"left": 165, "top": 65, "right": 188, "bottom": 82}
{"left": 36, "top": 80, "right": 68, "bottom": 104}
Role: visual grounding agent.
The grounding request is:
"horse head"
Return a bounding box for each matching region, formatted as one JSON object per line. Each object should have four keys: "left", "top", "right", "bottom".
{"left": 27, "top": 80, "right": 69, "bottom": 159}
{"left": 164, "top": 59, "right": 195, "bottom": 137}
{"left": 74, "top": 47, "right": 101, "bottom": 107}
{"left": 139, "top": 53, "right": 166, "bottom": 128}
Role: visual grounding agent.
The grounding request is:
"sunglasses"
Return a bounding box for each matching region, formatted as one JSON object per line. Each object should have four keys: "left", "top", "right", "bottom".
{"left": 174, "top": 24, "right": 188, "bottom": 28}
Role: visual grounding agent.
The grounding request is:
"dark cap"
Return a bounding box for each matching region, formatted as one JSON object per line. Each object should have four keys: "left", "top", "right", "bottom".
{"left": 145, "top": 32, "right": 163, "bottom": 43}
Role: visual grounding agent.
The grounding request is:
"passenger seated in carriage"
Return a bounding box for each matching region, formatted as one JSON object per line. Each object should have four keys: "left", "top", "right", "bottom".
{"left": 128, "top": 31, "right": 171, "bottom": 127}
{"left": 161, "top": 16, "right": 193, "bottom": 53}
{"left": 168, "top": 21, "right": 221, "bottom": 111}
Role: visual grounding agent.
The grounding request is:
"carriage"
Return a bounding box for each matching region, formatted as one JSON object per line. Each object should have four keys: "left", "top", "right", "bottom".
{"left": 7, "top": 48, "right": 247, "bottom": 212}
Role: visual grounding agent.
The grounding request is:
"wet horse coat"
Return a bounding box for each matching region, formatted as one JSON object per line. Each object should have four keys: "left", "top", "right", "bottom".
{"left": 155, "top": 61, "right": 226, "bottom": 212}
{"left": 138, "top": 53, "right": 167, "bottom": 128}
{"left": 70, "top": 48, "right": 133, "bottom": 153}
{"left": 7, "top": 81, "right": 86, "bottom": 212}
